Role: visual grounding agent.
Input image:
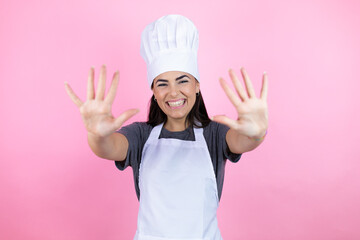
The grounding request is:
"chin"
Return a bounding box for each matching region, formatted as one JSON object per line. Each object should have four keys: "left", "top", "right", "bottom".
{"left": 166, "top": 112, "right": 188, "bottom": 121}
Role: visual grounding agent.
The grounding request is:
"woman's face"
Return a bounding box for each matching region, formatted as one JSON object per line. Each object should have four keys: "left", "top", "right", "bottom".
{"left": 152, "top": 71, "right": 200, "bottom": 125}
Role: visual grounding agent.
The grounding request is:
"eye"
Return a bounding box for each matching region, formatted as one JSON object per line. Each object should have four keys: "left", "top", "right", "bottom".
{"left": 157, "top": 83, "right": 167, "bottom": 87}
{"left": 179, "top": 79, "right": 189, "bottom": 84}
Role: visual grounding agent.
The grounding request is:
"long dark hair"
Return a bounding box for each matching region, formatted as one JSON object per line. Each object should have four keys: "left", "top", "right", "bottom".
{"left": 146, "top": 90, "right": 211, "bottom": 128}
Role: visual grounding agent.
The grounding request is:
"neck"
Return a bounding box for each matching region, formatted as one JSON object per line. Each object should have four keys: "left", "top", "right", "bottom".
{"left": 164, "top": 118, "right": 189, "bottom": 132}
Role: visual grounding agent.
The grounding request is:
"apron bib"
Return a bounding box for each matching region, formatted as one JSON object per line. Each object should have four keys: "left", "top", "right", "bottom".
{"left": 134, "top": 123, "right": 222, "bottom": 240}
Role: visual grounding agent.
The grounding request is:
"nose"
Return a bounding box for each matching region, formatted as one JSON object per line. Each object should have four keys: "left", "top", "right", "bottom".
{"left": 169, "top": 83, "right": 179, "bottom": 97}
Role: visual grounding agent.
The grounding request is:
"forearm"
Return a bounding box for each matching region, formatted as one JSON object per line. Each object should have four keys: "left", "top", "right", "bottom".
{"left": 226, "top": 128, "right": 267, "bottom": 154}
{"left": 87, "top": 132, "right": 128, "bottom": 161}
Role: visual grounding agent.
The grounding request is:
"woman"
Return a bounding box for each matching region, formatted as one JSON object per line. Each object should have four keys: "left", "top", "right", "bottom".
{"left": 65, "top": 14, "right": 268, "bottom": 240}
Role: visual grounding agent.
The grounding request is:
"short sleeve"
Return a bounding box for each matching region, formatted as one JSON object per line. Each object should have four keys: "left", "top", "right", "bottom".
{"left": 216, "top": 123, "right": 242, "bottom": 163}
{"left": 114, "top": 122, "right": 152, "bottom": 171}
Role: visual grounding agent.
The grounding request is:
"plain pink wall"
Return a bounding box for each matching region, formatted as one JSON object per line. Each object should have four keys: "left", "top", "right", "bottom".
{"left": 1, "top": 0, "right": 359, "bottom": 239}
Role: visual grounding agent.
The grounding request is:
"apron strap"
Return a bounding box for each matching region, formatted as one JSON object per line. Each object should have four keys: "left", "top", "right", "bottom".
{"left": 148, "top": 123, "right": 164, "bottom": 141}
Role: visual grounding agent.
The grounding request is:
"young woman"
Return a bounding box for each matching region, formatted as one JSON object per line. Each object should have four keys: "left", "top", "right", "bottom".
{"left": 65, "top": 14, "right": 268, "bottom": 240}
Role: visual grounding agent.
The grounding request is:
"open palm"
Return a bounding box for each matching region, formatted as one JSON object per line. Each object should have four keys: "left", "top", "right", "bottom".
{"left": 213, "top": 67, "right": 268, "bottom": 139}
{"left": 64, "top": 65, "right": 139, "bottom": 137}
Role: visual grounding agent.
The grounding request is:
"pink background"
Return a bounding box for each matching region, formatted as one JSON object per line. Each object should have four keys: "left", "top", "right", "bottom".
{"left": 1, "top": 0, "right": 359, "bottom": 239}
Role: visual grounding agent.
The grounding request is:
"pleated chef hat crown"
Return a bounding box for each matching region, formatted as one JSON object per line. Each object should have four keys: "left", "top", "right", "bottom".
{"left": 140, "top": 14, "right": 200, "bottom": 88}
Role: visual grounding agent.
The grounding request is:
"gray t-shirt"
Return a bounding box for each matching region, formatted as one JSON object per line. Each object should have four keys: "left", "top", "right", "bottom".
{"left": 115, "top": 121, "right": 242, "bottom": 201}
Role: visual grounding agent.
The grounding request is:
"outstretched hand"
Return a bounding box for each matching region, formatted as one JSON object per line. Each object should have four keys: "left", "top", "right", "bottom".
{"left": 213, "top": 67, "right": 268, "bottom": 139}
{"left": 64, "top": 65, "right": 139, "bottom": 138}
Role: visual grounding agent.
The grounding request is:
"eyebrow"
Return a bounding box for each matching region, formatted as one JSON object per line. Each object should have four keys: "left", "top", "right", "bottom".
{"left": 155, "top": 75, "right": 190, "bottom": 83}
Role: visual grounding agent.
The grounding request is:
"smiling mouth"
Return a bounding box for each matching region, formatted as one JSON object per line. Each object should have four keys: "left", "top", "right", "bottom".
{"left": 167, "top": 99, "right": 186, "bottom": 108}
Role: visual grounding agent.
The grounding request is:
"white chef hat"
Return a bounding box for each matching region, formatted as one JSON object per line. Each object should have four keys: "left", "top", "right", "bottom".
{"left": 140, "top": 14, "right": 200, "bottom": 88}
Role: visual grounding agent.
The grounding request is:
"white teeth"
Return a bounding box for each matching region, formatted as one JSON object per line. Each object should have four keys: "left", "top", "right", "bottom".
{"left": 167, "top": 99, "right": 185, "bottom": 107}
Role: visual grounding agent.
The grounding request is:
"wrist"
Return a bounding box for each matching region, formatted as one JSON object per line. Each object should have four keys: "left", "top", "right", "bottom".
{"left": 87, "top": 131, "right": 111, "bottom": 140}
{"left": 248, "top": 129, "right": 268, "bottom": 141}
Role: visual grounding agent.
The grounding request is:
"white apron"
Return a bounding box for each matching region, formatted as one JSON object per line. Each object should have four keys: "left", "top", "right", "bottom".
{"left": 134, "top": 123, "right": 222, "bottom": 240}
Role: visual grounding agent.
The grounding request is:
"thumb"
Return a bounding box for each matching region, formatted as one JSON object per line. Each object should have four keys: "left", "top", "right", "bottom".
{"left": 212, "top": 115, "right": 240, "bottom": 130}
{"left": 114, "top": 108, "right": 140, "bottom": 129}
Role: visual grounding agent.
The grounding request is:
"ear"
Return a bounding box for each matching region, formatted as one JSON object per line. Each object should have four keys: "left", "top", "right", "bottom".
{"left": 194, "top": 78, "right": 200, "bottom": 93}
{"left": 195, "top": 80, "right": 200, "bottom": 94}
{"left": 152, "top": 88, "right": 157, "bottom": 98}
